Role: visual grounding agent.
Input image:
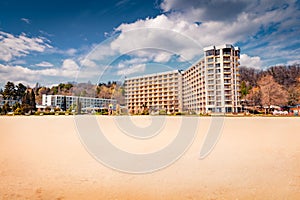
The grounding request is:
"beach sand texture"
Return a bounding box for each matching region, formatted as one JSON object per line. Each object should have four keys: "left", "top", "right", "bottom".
{"left": 0, "top": 116, "right": 299, "bottom": 199}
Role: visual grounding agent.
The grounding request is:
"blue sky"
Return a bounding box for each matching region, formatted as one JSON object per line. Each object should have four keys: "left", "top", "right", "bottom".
{"left": 0, "top": 0, "right": 300, "bottom": 87}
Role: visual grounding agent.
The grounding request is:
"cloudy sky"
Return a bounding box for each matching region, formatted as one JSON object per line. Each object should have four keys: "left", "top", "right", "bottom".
{"left": 0, "top": 0, "right": 299, "bottom": 87}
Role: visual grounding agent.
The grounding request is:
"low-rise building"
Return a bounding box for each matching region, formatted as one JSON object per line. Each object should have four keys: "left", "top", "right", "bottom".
{"left": 42, "top": 94, "right": 117, "bottom": 111}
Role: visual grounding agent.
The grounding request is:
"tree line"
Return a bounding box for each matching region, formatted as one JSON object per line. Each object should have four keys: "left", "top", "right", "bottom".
{"left": 239, "top": 64, "right": 300, "bottom": 112}
{"left": 0, "top": 81, "right": 125, "bottom": 115}
{"left": 0, "top": 82, "right": 36, "bottom": 114}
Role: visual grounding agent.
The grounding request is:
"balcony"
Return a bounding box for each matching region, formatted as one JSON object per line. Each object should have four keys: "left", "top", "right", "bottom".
{"left": 223, "top": 52, "right": 231, "bottom": 56}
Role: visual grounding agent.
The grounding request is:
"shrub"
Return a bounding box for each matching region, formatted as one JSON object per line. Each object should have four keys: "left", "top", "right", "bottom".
{"left": 159, "top": 109, "right": 167, "bottom": 115}
{"left": 174, "top": 112, "right": 182, "bottom": 115}
{"left": 141, "top": 109, "right": 149, "bottom": 115}
{"left": 14, "top": 107, "right": 23, "bottom": 115}
{"left": 45, "top": 106, "right": 51, "bottom": 112}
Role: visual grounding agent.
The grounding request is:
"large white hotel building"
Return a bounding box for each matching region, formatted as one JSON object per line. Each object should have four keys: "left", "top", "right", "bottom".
{"left": 124, "top": 44, "right": 241, "bottom": 114}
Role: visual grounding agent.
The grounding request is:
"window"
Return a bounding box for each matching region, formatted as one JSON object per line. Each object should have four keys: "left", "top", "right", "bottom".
{"left": 223, "top": 48, "right": 231, "bottom": 55}
{"left": 207, "top": 58, "right": 214, "bottom": 62}
{"left": 205, "top": 50, "right": 214, "bottom": 56}
{"left": 208, "top": 69, "right": 214, "bottom": 74}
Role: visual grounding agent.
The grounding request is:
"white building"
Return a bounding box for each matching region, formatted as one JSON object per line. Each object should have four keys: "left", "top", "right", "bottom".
{"left": 0, "top": 94, "right": 21, "bottom": 107}
{"left": 42, "top": 94, "right": 117, "bottom": 111}
{"left": 124, "top": 44, "right": 241, "bottom": 114}
{"left": 203, "top": 44, "right": 241, "bottom": 113}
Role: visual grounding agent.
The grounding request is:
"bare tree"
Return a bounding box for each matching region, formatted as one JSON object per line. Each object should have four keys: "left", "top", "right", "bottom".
{"left": 246, "top": 87, "right": 262, "bottom": 107}
{"left": 258, "top": 75, "right": 288, "bottom": 113}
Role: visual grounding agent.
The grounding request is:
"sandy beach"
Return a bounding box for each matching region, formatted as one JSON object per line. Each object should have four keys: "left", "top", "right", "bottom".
{"left": 0, "top": 116, "right": 299, "bottom": 199}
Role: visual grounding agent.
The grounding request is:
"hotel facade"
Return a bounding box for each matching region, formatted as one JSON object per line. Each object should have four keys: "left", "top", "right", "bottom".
{"left": 124, "top": 44, "right": 241, "bottom": 114}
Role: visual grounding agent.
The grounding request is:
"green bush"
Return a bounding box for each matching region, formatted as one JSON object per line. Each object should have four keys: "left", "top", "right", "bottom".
{"left": 141, "top": 109, "right": 149, "bottom": 115}
{"left": 34, "top": 111, "right": 41, "bottom": 116}
{"left": 159, "top": 109, "right": 167, "bottom": 115}
{"left": 174, "top": 112, "right": 182, "bottom": 115}
{"left": 95, "top": 111, "right": 108, "bottom": 115}
{"left": 43, "top": 112, "right": 55, "bottom": 115}
{"left": 14, "top": 107, "right": 23, "bottom": 115}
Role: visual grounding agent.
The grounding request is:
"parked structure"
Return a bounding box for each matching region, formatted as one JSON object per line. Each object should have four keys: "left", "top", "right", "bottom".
{"left": 124, "top": 44, "right": 241, "bottom": 114}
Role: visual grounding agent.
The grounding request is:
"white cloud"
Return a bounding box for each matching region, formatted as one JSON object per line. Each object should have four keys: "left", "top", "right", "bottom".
{"left": 116, "top": 57, "right": 148, "bottom": 76}
{"left": 0, "top": 64, "right": 40, "bottom": 86}
{"left": 0, "top": 59, "right": 82, "bottom": 86}
{"left": 82, "top": 0, "right": 299, "bottom": 67}
{"left": 160, "top": 0, "right": 249, "bottom": 22}
{"left": 89, "top": 3, "right": 294, "bottom": 65}
{"left": 107, "top": 15, "right": 206, "bottom": 62}
{"left": 60, "top": 59, "right": 98, "bottom": 79}
{"left": 117, "top": 57, "right": 149, "bottom": 69}
{"left": 10, "top": 60, "right": 27, "bottom": 65}
{"left": 47, "top": 48, "right": 77, "bottom": 56}
{"left": 87, "top": 43, "right": 117, "bottom": 61}
{"left": 117, "top": 63, "right": 146, "bottom": 75}
{"left": 61, "top": 59, "right": 79, "bottom": 71}
{"left": 0, "top": 31, "right": 52, "bottom": 62}
{"left": 21, "top": 18, "right": 31, "bottom": 24}
{"left": 287, "top": 60, "right": 300, "bottom": 65}
{"left": 35, "top": 61, "right": 53, "bottom": 67}
{"left": 80, "top": 58, "right": 97, "bottom": 68}
{"left": 65, "top": 48, "right": 77, "bottom": 56}
{"left": 240, "top": 54, "right": 262, "bottom": 69}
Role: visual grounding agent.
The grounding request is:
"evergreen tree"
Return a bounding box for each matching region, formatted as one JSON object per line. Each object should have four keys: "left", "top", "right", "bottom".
{"left": 240, "top": 81, "right": 252, "bottom": 99}
{"left": 3, "top": 81, "right": 15, "bottom": 100}
{"left": 16, "top": 83, "right": 27, "bottom": 100}
{"left": 12, "top": 102, "right": 21, "bottom": 111}
{"left": 30, "top": 90, "right": 36, "bottom": 111}
{"left": 22, "top": 90, "right": 31, "bottom": 105}
{"left": 21, "top": 90, "right": 36, "bottom": 114}
{"left": 2, "top": 102, "right": 11, "bottom": 114}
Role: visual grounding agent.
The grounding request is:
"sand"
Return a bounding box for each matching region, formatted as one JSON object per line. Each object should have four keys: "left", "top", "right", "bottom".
{"left": 0, "top": 116, "right": 299, "bottom": 199}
